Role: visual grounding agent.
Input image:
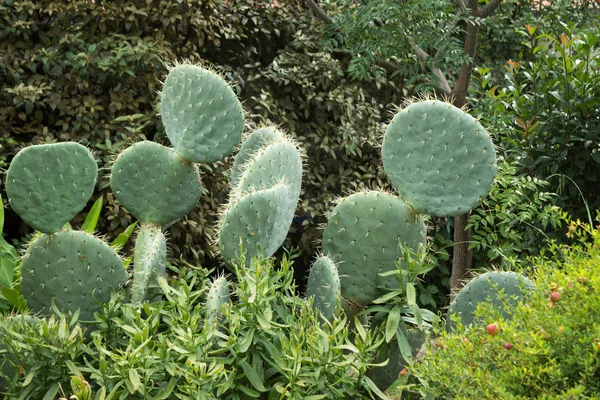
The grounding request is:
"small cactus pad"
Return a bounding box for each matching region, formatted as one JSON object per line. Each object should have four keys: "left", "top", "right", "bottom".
{"left": 231, "top": 127, "right": 284, "bottom": 185}
{"left": 206, "top": 276, "right": 230, "bottom": 326}
{"left": 6, "top": 143, "right": 98, "bottom": 234}
{"left": 160, "top": 64, "right": 245, "bottom": 163}
{"left": 446, "top": 271, "right": 536, "bottom": 331}
{"left": 382, "top": 99, "right": 497, "bottom": 217}
{"left": 218, "top": 183, "right": 296, "bottom": 266}
{"left": 110, "top": 141, "right": 202, "bottom": 226}
{"left": 306, "top": 256, "right": 341, "bottom": 322}
{"left": 20, "top": 230, "right": 127, "bottom": 322}
{"left": 237, "top": 137, "right": 303, "bottom": 202}
{"left": 130, "top": 224, "right": 167, "bottom": 304}
{"left": 322, "top": 191, "right": 426, "bottom": 307}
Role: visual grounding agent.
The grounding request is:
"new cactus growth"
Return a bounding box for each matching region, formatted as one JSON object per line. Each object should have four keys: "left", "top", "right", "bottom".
{"left": 206, "top": 276, "right": 230, "bottom": 327}
{"left": 20, "top": 230, "right": 127, "bottom": 322}
{"left": 306, "top": 255, "right": 341, "bottom": 322}
{"left": 218, "top": 128, "right": 303, "bottom": 266}
{"left": 160, "top": 64, "right": 245, "bottom": 164}
{"left": 109, "top": 141, "right": 203, "bottom": 226}
{"left": 382, "top": 99, "right": 497, "bottom": 217}
{"left": 230, "top": 126, "right": 284, "bottom": 186}
{"left": 446, "top": 271, "right": 536, "bottom": 331}
{"left": 322, "top": 191, "right": 426, "bottom": 307}
{"left": 130, "top": 225, "right": 167, "bottom": 304}
{"left": 5, "top": 143, "right": 98, "bottom": 234}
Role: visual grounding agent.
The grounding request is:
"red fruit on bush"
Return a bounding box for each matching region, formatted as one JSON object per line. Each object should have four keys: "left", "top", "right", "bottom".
{"left": 400, "top": 368, "right": 407, "bottom": 376}
{"left": 504, "top": 342, "right": 513, "bottom": 350}
{"left": 550, "top": 291, "right": 561, "bottom": 302}
{"left": 486, "top": 323, "right": 500, "bottom": 335}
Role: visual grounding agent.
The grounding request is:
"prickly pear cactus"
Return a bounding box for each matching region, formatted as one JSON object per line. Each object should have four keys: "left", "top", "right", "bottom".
{"left": 160, "top": 64, "right": 245, "bottom": 163}
{"left": 206, "top": 276, "right": 230, "bottom": 326}
{"left": 322, "top": 191, "right": 426, "bottom": 307}
{"left": 306, "top": 255, "right": 341, "bottom": 322}
{"left": 110, "top": 141, "right": 202, "bottom": 226}
{"left": 130, "top": 225, "right": 167, "bottom": 304}
{"left": 231, "top": 127, "right": 284, "bottom": 185}
{"left": 20, "top": 230, "right": 127, "bottom": 322}
{"left": 446, "top": 270, "right": 536, "bottom": 331}
{"left": 5, "top": 143, "right": 98, "bottom": 234}
{"left": 382, "top": 99, "right": 497, "bottom": 217}
{"left": 218, "top": 128, "right": 303, "bottom": 267}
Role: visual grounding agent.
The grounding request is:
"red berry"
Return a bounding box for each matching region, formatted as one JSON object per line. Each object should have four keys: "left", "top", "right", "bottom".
{"left": 486, "top": 323, "right": 500, "bottom": 335}
{"left": 550, "top": 291, "right": 561, "bottom": 302}
{"left": 400, "top": 368, "right": 407, "bottom": 376}
{"left": 504, "top": 342, "right": 513, "bottom": 350}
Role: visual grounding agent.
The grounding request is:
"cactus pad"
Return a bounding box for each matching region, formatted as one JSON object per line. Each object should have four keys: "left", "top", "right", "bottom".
{"left": 382, "top": 99, "right": 497, "bottom": 217}
{"left": 131, "top": 224, "right": 167, "bottom": 304}
{"left": 161, "top": 64, "right": 245, "bottom": 163}
{"left": 306, "top": 256, "right": 341, "bottom": 322}
{"left": 20, "top": 230, "right": 127, "bottom": 322}
{"left": 110, "top": 141, "right": 202, "bottom": 226}
{"left": 6, "top": 143, "right": 98, "bottom": 234}
{"left": 206, "top": 276, "right": 230, "bottom": 326}
{"left": 218, "top": 183, "right": 296, "bottom": 266}
{"left": 231, "top": 127, "right": 284, "bottom": 185}
{"left": 446, "top": 271, "right": 536, "bottom": 331}
{"left": 322, "top": 191, "right": 426, "bottom": 307}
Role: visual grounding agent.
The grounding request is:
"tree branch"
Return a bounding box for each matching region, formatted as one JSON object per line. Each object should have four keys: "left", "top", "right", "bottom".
{"left": 305, "top": 0, "right": 332, "bottom": 23}
{"left": 480, "top": 0, "right": 504, "bottom": 18}
{"left": 410, "top": 41, "right": 452, "bottom": 95}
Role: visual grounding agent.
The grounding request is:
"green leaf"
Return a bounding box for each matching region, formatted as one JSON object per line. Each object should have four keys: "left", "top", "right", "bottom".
{"left": 237, "top": 385, "right": 261, "bottom": 398}
{"left": 239, "top": 360, "right": 267, "bottom": 392}
{"left": 111, "top": 222, "right": 138, "bottom": 251}
{"left": 396, "top": 321, "right": 413, "bottom": 363}
{"left": 363, "top": 376, "right": 391, "bottom": 400}
{"left": 82, "top": 196, "right": 103, "bottom": 233}
{"left": 372, "top": 290, "right": 403, "bottom": 304}
{"left": 354, "top": 316, "right": 367, "bottom": 341}
{"left": 238, "top": 328, "right": 255, "bottom": 353}
{"left": 385, "top": 306, "right": 401, "bottom": 343}
{"left": 0, "top": 236, "right": 18, "bottom": 288}
{"left": 2, "top": 287, "right": 28, "bottom": 312}
{"left": 42, "top": 383, "right": 60, "bottom": 400}
{"left": 128, "top": 368, "right": 142, "bottom": 392}
{"left": 0, "top": 194, "right": 5, "bottom": 232}
{"left": 406, "top": 282, "right": 416, "bottom": 306}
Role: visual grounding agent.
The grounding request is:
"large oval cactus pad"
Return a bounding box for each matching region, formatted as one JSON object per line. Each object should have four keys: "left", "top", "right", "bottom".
{"left": 306, "top": 255, "right": 341, "bottom": 322}
{"left": 446, "top": 271, "right": 536, "bottom": 331}
{"left": 382, "top": 99, "right": 497, "bottom": 217}
{"left": 160, "top": 64, "right": 244, "bottom": 163}
{"left": 231, "top": 127, "right": 284, "bottom": 186}
{"left": 20, "top": 230, "right": 127, "bottom": 322}
{"left": 218, "top": 183, "right": 296, "bottom": 266}
{"left": 110, "top": 141, "right": 202, "bottom": 226}
{"left": 6, "top": 143, "right": 98, "bottom": 234}
{"left": 131, "top": 224, "right": 167, "bottom": 304}
{"left": 322, "top": 191, "right": 426, "bottom": 307}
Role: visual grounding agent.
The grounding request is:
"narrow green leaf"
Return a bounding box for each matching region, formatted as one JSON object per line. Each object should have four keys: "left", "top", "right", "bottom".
{"left": 386, "top": 306, "right": 401, "bottom": 343}
{"left": 238, "top": 328, "right": 255, "bottom": 353}
{"left": 396, "top": 321, "right": 413, "bottom": 363}
{"left": 42, "top": 383, "right": 60, "bottom": 400}
{"left": 239, "top": 360, "right": 267, "bottom": 392}
{"left": 406, "top": 282, "right": 416, "bottom": 306}
{"left": 111, "top": 222, "right": 138, "bottom": 250}
{"left": 363, "top": 376, "right": 391, "bottom": 400}
{"left": 0, "top": 236, "right": 18, "bottom": 288}
{"left": 237, "top": 385, "right": 261, "bottom": 398}
{"left": 128, "top": 368, "right": 141, "bottom": 392}
{"left": 411, "top": 304, "right": 423, "bottom": 328}
{"left": 82, "top": 196, "right": 103, "bottom": 233}
{"left": 372, "top": 290, "right": 403, "bottom": 304}
{"left": 2, "top": 288, "right": 28, "bottom": 312}
{"left": 354, "top": 316, "right": 367, "bottom": 341}
{"left": 0, "top": 194, "right": 5, "bottom": 232}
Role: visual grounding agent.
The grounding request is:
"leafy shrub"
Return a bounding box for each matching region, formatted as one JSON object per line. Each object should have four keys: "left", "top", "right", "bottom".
{"left": 472, "top": 23, "right": 600, "bottom": 219}
{"left": 403, "top": 224, "right": 600, "bottom": 398}
{"left": 0, "top": 254, "right": 392, "bottom": 399}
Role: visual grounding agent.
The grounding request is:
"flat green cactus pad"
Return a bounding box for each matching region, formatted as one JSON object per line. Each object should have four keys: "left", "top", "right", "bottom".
{"left": 231, "top": 127, "right": 284, "bottom": 186}
{"left": 322, "top": 191, "right": 426, "bottom": 307}
{"left": 20, "top": 230, "right": 127, "bottom": 322}
{"left": 131, "top": 224, "right": 167, "bottom": 304}
{"left": 161, "top": 64, "right": 245, "bottom": 163}
{"left": 446, "top": 271, "right": 536, "bottom": 331}
{"left": 382, "top": 99, "right": 497, "bottom": 217}
{"left": 218, "top": 183, "right": 296, "bottom": 266}
{"left": 110, "top": 141, "right": 202, "bottom": 226}
{"left": 6, "top": 142, "right": 98, "bottom": 234}
{"left": 306, "top": 255, "right": 341, "bottom": 322}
